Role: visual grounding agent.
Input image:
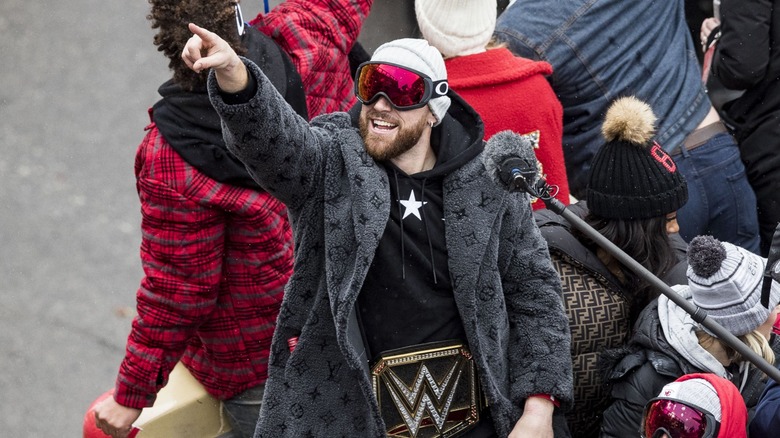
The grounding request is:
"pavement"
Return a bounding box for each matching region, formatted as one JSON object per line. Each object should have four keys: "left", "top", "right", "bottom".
{"left": 0, "top": 1, "right": 415, "bottom": 436}
{"left": 0, "top": 1, "right": 168, "bottom": 436}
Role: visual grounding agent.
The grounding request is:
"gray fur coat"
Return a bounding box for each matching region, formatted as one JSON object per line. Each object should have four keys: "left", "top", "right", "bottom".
{"left": 207, "top": 59, "right": 573, "bottom": 437}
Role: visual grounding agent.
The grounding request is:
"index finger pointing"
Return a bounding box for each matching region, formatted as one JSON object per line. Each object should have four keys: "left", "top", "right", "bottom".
{"left": 181, "top": 33, "right": 204, "bottom": 70}
{"left": 188, "top": 23, "right": 217, "bottom": 43}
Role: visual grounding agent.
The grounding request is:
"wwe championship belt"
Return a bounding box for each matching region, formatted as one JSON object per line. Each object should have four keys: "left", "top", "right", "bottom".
{"left": 371, "top": 341, "right": 485, "bottom": 437}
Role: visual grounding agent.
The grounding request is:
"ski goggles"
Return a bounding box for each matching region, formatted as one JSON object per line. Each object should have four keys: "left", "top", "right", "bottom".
{"left": 640, "top": 398, "right": 719, "bottom": 438}
{"left": 354, "top": 61, "right": 449, "bottom": 110}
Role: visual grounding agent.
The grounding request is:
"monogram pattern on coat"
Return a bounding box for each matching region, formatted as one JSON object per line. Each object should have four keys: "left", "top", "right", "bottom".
{"left": 210, "top": 60, "right": 572, "bottom": 437}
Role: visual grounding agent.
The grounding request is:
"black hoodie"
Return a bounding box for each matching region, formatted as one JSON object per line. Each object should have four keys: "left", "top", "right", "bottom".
{"left": 353, "top": 94, "right": 485, "bottom": 362}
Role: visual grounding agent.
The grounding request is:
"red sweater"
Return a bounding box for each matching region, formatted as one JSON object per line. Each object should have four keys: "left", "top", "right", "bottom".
{"left": 114, "top": 123, "right": 294, "bottom": 407}
{"left": 445, "top": 48, "right": 570, "bottom": 209}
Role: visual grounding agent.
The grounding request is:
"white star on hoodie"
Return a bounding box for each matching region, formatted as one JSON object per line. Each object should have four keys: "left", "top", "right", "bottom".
{"left": 399, "top": 190, "right": 427, "bottom": 220}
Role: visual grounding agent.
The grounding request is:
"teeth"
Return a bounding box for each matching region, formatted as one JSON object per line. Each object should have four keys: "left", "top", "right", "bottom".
{"left": 373, "top": 119, "right": 395, "bottom": 128}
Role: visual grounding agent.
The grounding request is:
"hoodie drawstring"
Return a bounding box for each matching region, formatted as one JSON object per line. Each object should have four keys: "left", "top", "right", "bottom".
{"left": 420, "top": 179, "right": 438, "bottom": 285}
{"left": 393, "top": 170, "right": 439, "bottom": 284}
{"left": 738, "top": 361, "right": 749, "bottom": 392}
{"left": 393, "top": 170, "right": 406, "bottom": 280}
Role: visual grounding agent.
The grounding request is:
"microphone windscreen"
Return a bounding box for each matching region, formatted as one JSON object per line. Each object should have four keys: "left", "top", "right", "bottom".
{"left": 482, "top": 130, "right": 540, "bottom": 189}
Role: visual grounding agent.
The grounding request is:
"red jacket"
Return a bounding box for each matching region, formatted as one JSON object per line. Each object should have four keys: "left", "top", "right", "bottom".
{"left": 444, "top": 48, "right": 570, "bottom": 209}
{"left": 114, "top": 122, "right": 294, "bottom": 407}
{"left": 251, "top": 0, "right": 373, "bottom": 117}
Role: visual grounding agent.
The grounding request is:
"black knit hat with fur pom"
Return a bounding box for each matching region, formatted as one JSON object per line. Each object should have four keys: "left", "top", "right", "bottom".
{"left": 587, "top": 96, "right": 688, "bottom": 219}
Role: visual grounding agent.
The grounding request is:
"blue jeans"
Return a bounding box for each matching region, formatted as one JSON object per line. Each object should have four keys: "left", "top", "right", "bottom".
{"left": 674, "top": 132, "right": 760, "bottom": 254}
{"left": 222, "top": 384, "right": 265, "bottom": 438}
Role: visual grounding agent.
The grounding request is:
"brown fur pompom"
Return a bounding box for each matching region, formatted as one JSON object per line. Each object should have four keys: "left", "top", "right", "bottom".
{"left": 601, "top": 96, "right": 657, "bottom": 145}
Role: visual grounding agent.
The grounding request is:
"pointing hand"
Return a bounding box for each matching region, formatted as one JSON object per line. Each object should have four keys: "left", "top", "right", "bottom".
{"left": 181, "top": 23, "right": 248, "bottom": 93}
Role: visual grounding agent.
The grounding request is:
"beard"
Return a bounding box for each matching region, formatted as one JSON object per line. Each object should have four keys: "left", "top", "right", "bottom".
{"left": 359, "top": 109, "right": 429, "bottom": 161}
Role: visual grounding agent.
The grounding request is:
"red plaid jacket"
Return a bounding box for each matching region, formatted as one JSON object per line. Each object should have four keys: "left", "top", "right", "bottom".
{"left": 251, "top": 0, "right": 373, "bottom": 116}
{"left": 113, "top": 121, "right": 293, "bottom": 407}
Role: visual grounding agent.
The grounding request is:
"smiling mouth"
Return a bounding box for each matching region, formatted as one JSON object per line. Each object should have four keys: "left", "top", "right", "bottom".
{"left": 372, "top": 119, "right": 398, "bottom": 131}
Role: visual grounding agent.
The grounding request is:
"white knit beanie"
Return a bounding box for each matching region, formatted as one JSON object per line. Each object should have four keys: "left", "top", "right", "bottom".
{"left": 686, "top": 235, "right": 780, "bottom": 336}
{"left": 656, "top": 378, "right": 722, "bottom": 423}
{"left": 370, "top": 38, "right": 451, "bottom": 126}
{"left": 415, "top": 0, "right": 497, "bottom": 58}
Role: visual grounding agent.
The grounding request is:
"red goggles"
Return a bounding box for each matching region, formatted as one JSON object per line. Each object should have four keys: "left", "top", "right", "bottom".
{"left": 640, "top": 398, "right": 719, "bottom": 438}
{"left": 354, "top": 62, "right": 449, "bottom": 110}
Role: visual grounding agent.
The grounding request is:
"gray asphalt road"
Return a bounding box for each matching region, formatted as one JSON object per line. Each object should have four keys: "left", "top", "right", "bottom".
{"left": 0, "top": 1, "right": 168, "bottom": 436}
{"left": 0, "top": 1, "right": 413, "bottom": 436}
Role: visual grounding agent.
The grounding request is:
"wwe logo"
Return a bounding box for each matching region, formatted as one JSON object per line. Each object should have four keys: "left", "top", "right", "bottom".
{"left": 382, "top": 358, "right": 466, "bottom": 436}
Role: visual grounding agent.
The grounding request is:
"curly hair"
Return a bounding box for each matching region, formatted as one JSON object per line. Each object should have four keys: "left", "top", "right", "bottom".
{"left": 147, "top": 0, "right": 248, "bottom": 91}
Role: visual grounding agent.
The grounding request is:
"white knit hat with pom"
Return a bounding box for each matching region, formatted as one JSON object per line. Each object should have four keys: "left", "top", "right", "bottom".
{"left": 687, "top": 235, "right": 780, "bottom": 336}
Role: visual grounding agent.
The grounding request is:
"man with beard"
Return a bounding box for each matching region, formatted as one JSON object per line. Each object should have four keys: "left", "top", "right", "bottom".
{"left": 182, "top": 23, "right": 573, "bottom": 437}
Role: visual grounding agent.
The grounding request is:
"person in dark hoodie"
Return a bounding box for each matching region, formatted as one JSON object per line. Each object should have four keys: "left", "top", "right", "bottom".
{"left": 181, "top": 23, "right": 574, "bottom": 438}
{"left": 94, "top": 0, "right": 371, "bottom": 437}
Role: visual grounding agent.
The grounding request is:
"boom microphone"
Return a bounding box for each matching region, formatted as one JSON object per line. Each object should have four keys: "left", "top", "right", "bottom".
{"left": 482, "top": 130, "right": 540, "bottom": 195}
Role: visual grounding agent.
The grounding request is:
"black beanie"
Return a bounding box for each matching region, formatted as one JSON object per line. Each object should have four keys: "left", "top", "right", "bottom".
{"left": 586, "top": 96, "right": 688, "bottom": 220}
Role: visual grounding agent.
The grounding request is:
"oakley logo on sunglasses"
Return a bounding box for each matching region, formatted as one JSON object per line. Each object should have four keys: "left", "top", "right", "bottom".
{"left": 355, "top": 62, "right": 448, "bottom": 110}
